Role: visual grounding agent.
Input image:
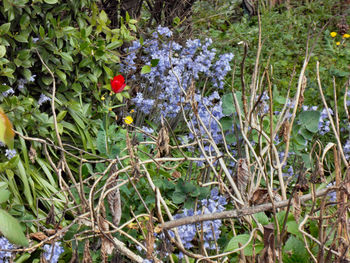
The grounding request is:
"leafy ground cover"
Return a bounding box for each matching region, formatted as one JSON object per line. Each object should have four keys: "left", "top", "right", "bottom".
{"left": 0, "top": 0, "right": 349, "bottom": 262}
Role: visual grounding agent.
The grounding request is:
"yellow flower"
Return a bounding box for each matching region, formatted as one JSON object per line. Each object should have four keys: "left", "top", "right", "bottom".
{"left": 124, "top": 116, "right": 133, "bottom": 125}
{"left": 343, "top": 33, "right": 350, "bottom": 38}
{"left": 336, "top": 41, "right": 340, "bottom": 46}
{"left": 101, "top": 96, "right": 105, "bottom": 101}
{"left": 130, "top": 109, "right": 135, "bottom": 113}
{"left": 330, "top": 32, "right": 337, "bottom": 37}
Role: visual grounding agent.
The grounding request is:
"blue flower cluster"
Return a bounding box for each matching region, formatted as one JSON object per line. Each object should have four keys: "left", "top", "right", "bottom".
{"left": 343, "top": 139, "right": 350, "bottom": 160}
{"left": 121, "top": 26, "right": 233, "bottom": 144}
{"left": 1, "top": 74, "right": 36, "bottom": 98}
{"left": 170, "top": 188, "right": 227, "bottom": 255}
{"left": 5, "top": 149, "right": 17, "bottom": 160}
{"left": 0, "top": 237, "right": 14, "bottom": 262}
{"left": 38, "top": 94, "right": 51, "bottom": 106}
{"left": 43, "top": 242, "right": 64, "bottom": 263}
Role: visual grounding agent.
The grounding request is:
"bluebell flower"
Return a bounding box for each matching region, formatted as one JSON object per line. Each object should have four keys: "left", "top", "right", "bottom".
{"left": 343, "top": 140, "right": 350, "bottom": 160}
{"left": 5, "top": 149, "right": 16, "bottom": 160}
{"left": 142, "top": 126, "right": 154, "bottom": 134}
{"left": 326, "top": 182, "right": 336, "bottom": 202}
{"left": 43, "top": 242, "right": 64, "bottom": 263}
{"left": 2, "top": 88, "right": 14, "bottom": 98}
{"left": 29, "top": 75, "right": 36, "bottom": 82}
{"left": 0, "top": 237, "right": 14, "bottom": 262}
{"left": 283, "top": 166, "right": 294, "bottom": 177}
{"left": 170, "top": 188, "right": 227, "bottom": 251}
{"left": 155, "top": 26, "right": 173, "bottom": 38}
{"left": 38, "top": 94, "right": 51, "bottom": 106}
{"left": 17, "top": 79, "right": 27, "bottom": 91}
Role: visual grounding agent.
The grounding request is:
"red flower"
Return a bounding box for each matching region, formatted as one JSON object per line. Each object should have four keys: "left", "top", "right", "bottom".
{"left": 110, "top": 75, "right": 126, "bottom": 93}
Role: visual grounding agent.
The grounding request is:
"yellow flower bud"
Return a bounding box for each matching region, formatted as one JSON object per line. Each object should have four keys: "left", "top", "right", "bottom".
{"left": 336, "top": 41, "right": 340, "bottom": 46}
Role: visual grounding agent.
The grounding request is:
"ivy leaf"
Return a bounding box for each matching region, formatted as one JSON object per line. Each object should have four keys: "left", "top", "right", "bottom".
{"left": 0, "top": 209, "right": 29, "bottom": 247}
{"left": 0, "top": 108, "right": 14, "bottom": 148}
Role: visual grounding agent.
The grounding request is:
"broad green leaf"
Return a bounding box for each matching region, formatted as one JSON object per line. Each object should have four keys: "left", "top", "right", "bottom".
{"left": 0, "top": 209, "right": 29, "bottom": 246}
{"left": 299, "top": 111, "right": 320, "bottom": 133}
{"left": 222, "top": 92, "right": 242, "bottom": 116}
{"left": 0, "top": 189, "right": 10, "bottom": 203}
{"left": 0, "top": 107, "right": 14, "bottom": 148}
{"left": 141, "top": 65, "right": 151, "bottom": 74}
{"left": 224, "top": 234, "right": 263, "bottom": 255}
{"left": 286, "top": 220, "right": 303, "bottom": 240}
{"left": 253, "top": 212, "right": 270, "bottom": 225}
{"left": 172, "top": 191, "right": 186, "bottom": 204}
{"left": 96, "top": 130, "right": 107, "bottom": 155}
{"left": 283, "top": 236, "right": 308, "bottom": 263}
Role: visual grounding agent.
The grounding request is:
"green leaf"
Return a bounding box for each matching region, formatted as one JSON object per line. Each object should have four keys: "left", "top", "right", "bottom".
{"left": 283, "top": 236, "right": 308, "bottom": 263}
{"left": 0, "top": 189, "right": 10, "bottom": 203}
{"left": 103, "top": 66, "right": 113, "bottom": 79}
{"left": 253, "top": 212, "right": 270, "bottom": 225}
{"left": 39, "top": 26, "right": 45, "bottom": 38}
{"left": 151, "top": 59, "right": 160, "bottom": 67}
{"left": 56, "top": 111, "right": 67, "bottom": 122}
{"left": 298, "top": 111, "right": 320, "bottom": 133}
{"left": 55, "top": 69, "right": 67, "bottom": 86}
{"left": 96, "top": 130, "right": 107, "bottom": 155}
{"left": 14, "top": 34, "right": 28, "bottom": 43}
{"left": 0, "top": 23, "right": 11, "bottom": 35}
{"left": 44, "top": 0, "right": 58, "bottom": 4}
{"left": 141, "top": 65, "right": 151, "bottom": 75}
{"left": 0, "top": 46, "right": 6, "bottom": 58}
{"left": 106, "top": 40, "right": 123, "bottom": 50}
{"left": 79, "top": 57, "right": 92, "bottom": 68}
{"left": 286, "top": 220, "right": 303, "bottom": 240}
{"left": 60, "top": 52, "right": 73, "bottom": 63}
{"left": 0, "top": 209, "right": 29, "bottom": 246}
{"left": 99, "top": 10, "right": 108, "bottom": 24}
{"left": 172, "top": 191, "right": 186, "bottom": 204}
{"left": 224, "top": 234, "right": 263, "bottom": 255}
{"left": 222, "top": 92, "right": 242, "bottom": 116}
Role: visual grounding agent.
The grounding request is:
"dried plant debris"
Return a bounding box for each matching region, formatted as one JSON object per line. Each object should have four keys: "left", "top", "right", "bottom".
{"left": 236, "top": 158, "right": 251, "bottom": 200}
{"left": 156, "top": 126, "right": 170, "bottom": 158}
{"left": 310, "top": 158, "right": 326, "bottom": 184}
{"left": 249, "top": 188, "right": 282, "bottom": 206}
